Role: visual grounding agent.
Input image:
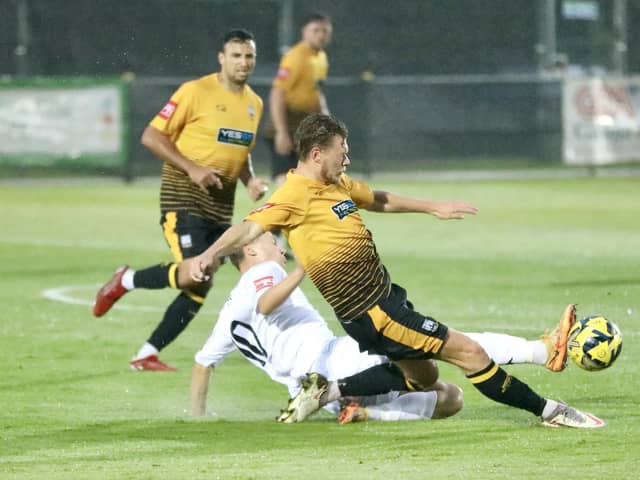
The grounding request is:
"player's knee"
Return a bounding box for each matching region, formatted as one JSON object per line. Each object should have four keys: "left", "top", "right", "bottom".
{"left": 467, "top": 338, "right": 489, "bottom": 360}
{"left": 446, "top": 331, "right": 491, "bottom": 372}
{"left": 433, "top": 383, "right": 464, "bottom": 419}
{"left": 466, "top": 338, "right": 491, "bottom": 371}
{"left": 396, "top": 359, "right": 439, "bottom": 391}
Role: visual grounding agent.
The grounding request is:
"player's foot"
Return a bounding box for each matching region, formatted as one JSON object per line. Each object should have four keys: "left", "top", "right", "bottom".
{"left": 338, "top": 401, "right": 368, "bottom": 424}
{"left": 541, "top": 402, "right": 605, "bottom": 428}
{"left": 276, "top": 372, "right": 328, "bottom": 423}
{"left": 543, "top": 303, "right": 577, "bottom": 372}
{"left": 130, "top": 355, "right": 177, "bottom": 372}
{"left": 93, "top": 266, "right": 130, "bottom": 317}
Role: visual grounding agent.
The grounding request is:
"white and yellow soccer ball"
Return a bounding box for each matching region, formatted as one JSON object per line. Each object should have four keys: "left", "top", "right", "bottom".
{"left": 568, "top": 315, "right": 623, "bottom": 371}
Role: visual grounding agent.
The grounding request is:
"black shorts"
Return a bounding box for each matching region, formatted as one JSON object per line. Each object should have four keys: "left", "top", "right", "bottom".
{"left": 338, "top": 284, "right": 449, "bottom": 361}
{"left": 160, "top": 211, "right": 228, "bottom": 262}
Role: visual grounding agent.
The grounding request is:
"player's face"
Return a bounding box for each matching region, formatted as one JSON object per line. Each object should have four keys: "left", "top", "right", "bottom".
{"left": 254, "top": 232, "right": 287, "bottom": 267}
{"left": 218, "top": 40, "right": 256, "bottom": 86}
{"left": 303, "top": 21, "right": 332, "bottom": 51}
{"left": 319, "top": 135, "right": 350, "bottom": 185}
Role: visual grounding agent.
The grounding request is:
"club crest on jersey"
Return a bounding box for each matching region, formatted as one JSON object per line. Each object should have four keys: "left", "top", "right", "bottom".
{"left": 217, "top": 127, "right": 254, "bottom": 147}
{"left": 158, "top": 100, "right": 177, "bottom": 120}
{"left": 331, "top": 199, "right": 358, "bottom": 220}
{"left": 421, "top": 318, "right": 439, "bottom": 333}
{"left": 248, "top": 105, "right": 255, "bottom": 120}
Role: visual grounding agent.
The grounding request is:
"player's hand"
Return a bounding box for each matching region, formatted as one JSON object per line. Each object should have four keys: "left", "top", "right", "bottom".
{"left": 189, "top": 254, "right": 213, "bottom": 282}
{"left": 189, "top": 164, "right": 223, "bottom": 193}
{"left": 246, "top": 176, "right": 269, "bottom": 201}
{"left": 274, "top": 130, "right": 293, "bottom": 156}
{"left": 431, "top": 200, "right": 479, "bottom": 220}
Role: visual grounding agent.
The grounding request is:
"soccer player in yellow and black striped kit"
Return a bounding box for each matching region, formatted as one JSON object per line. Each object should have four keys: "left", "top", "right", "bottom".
{"left": 268, "top": 12, "right": 332, "bottom": 186}
{"left": 188, "top": 114, "right": 604, "bottom": 427}
{"left": 93, "top": 29, "right": 268, "bottom": 371}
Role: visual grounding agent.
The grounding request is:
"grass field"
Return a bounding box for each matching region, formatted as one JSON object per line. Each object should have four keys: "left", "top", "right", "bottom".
{"left": 1, "top": 175, "right": 639, "bottom": 479}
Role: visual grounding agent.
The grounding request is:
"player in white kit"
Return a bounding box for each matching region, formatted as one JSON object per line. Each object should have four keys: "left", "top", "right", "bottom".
{"left": 190, "top": 232, "right": 565, "bottom": 423}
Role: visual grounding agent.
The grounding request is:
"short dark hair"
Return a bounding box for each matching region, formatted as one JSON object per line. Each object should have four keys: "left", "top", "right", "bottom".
{"left": 220, "top": 29, "right": 255, "bottom": 52}
{"left": 294, "top": 113, "right": 348, "bottom": 161}
{"left": 302, "top": 12, "right": 331, "bottom": 27}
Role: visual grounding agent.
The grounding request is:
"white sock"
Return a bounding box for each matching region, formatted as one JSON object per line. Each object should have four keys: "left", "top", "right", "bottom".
{"left": 323, "top": 380, "right": 342, "bottom": 405}
{"left": 121, "top": 268, "right": 136, "bottom": 290}
{"left": 541, "top": 399, "right": 559, "bottom": 419}
{"left": 367, "top": 392, "right": 437, "bottom": 421}
{"left": 530, "top": 340, "right": 549, "bottom": 365}
{"left": 464, "top": 332, "right": 544, "bottom": 365}
{"left": 134, "top": 342, "right": 158, "bottom": 360}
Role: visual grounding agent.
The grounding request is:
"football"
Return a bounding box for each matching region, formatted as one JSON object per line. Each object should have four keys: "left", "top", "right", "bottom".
{"left": 568, "top": 315, "right": 623, "bottom": 371}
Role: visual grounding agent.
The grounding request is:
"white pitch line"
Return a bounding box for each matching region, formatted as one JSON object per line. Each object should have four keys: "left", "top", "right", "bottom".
{"left": 41, "top": 285, "right": 165, "bottom": 313}
{"left": 41, "top": 285, "right": 639, "bottom": 336}
{"left": 1, "top": 236, "right": 165, "bottom": 251}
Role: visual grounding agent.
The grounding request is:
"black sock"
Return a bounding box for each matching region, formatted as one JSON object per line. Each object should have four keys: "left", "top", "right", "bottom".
{"left": 133, "top": 263, "right": 178, "bottom": 289}
{"left": 337, "top": 363, "right": 407, "bottom": 397}
{"left": 147, "top": 292, "right": 203, "bottom": 350}
{"left": 467, "top": 361, "right": 546, "bottom": 416}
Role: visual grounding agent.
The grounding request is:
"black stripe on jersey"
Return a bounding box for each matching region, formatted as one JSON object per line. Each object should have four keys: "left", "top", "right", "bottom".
{"left": 236, "top": 346, "right": 266, "bottom": 366}
{"left": 230, "top": 320, "right": 268, "bottom": 366}
{"left": 160, "top": 164, "right": 236, "bottom": 223}
{"left": 307, "top": 233, "right": 391, "bottom": 320}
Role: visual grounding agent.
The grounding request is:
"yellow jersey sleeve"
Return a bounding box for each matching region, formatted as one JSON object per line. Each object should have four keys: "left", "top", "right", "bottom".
{"left": 273, "top": 49, "right": 301, "bottom": 92}
{"left": 245, "top": 186, "right": 307, "bottom": 231}
{"left": 340, "top": 175, "right": 375, "bottom": 208}
{"left": 149, "top": 82, "right": 194, "bottom": 141}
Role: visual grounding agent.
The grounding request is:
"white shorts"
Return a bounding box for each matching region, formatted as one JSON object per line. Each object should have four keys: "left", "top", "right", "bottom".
{"left": 306, "top": 336, "right": 400, "bottom": 415}
{"left": 310, "top": 335, "right": 387, "bottom": 380}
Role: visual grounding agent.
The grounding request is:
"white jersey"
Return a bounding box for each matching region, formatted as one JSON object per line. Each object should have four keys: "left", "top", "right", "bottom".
{"left": 195, "top": 261, "right": 339, "bottom": 393}
{"left": 195, "top": 261, "right": 542, "bottom": 421}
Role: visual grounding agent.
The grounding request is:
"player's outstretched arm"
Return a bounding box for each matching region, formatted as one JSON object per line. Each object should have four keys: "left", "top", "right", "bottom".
{"left": 368, "top": 190, "right": 478, "bottom": 219}
{"left": 190, "top": 363, "right": 213, "bottom": 417}
{"left": 257, "top": 264, "right": 306, "bottom": 315}
{"left": 190, "top": 220, "right": 265, "bottom": 282}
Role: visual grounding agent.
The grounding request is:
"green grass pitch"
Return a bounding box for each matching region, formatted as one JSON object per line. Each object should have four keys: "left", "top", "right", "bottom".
{"left": 1, "top": 175, "right": 639, "bottom": 479}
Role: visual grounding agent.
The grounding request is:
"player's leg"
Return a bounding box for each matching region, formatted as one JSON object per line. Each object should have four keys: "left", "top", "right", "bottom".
{"left": 463, "top": 331, "right": 548, "bottom": 366}
{"left": 93, "top": 211, "right": 200, "bottom": 317}
{"left": 339, "top": 381, "right": 463, "bottom": 424}
{"left": 278, "top": 337, "right": 409, "bottom": 423}
{"left": 391, "top": 358, "right": 439, "bottom": 390}
{"left": 342, "top": 285, "right": 602, "bottom": 428}
{"left": 463, "top": 304, "right": 577, "bottom": 372}
{"left": 130, "top": 213, "right": 223, "bottom": 371}
{"left": 280, "top": 337, "right": 448, "bottom": 423}
{"left": 437, "top": 327, "right": 603, "bottom": 427}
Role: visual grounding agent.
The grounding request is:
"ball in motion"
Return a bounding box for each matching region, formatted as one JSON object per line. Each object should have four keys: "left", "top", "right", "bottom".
{"left": 568, "top": 315, "right": 622, "bottom": 371}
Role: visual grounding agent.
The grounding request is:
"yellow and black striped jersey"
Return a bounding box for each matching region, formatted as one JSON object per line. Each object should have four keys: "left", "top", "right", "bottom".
{"left": 273, "top": 41, "right": 328, "bottom": 114}
{"left": 245, "top": 172, "right": 391, "bottom": 320}
{"left": 150, "top": 73, "right": 263, "bottom": 223}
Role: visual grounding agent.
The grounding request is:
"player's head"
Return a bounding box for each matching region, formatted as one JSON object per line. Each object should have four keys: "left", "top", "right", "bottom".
{"left": 295, "top": 113, "right": 350, "bottom": 185}
{"left": 301, "top": 12, "right": 332, "bottom": 51}
{"left": 218, "top": 29, "right": 256, "bottom": 86}
{"left": 229, "top": 232, "right": 286, "bottom": 271}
